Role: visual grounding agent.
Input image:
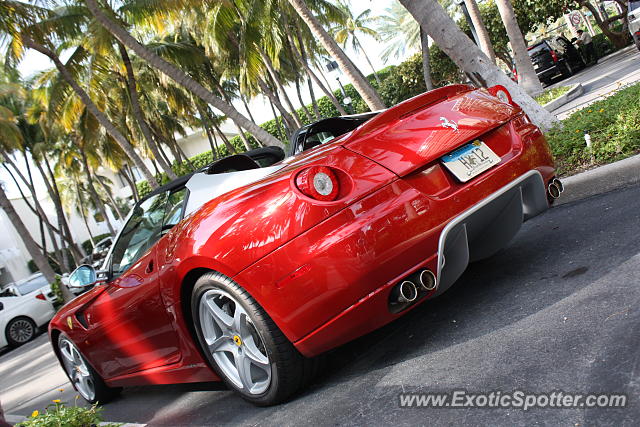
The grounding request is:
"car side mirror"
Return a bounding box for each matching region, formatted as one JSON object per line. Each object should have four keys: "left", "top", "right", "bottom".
{"left": 68, "top": 264, "right": 97, "bottom": 289}
{"left": 0, "top": 301, "right": 3, "bottom": 311}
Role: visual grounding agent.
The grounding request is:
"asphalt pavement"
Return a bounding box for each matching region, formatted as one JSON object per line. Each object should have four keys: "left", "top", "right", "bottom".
{"left": 2, "top": 181, "right": 639, "bottom": 426}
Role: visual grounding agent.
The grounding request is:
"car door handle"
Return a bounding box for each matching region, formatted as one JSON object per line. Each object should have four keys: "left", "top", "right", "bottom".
{"left": 145, "top": 260, "right": 154, "bottom": 274}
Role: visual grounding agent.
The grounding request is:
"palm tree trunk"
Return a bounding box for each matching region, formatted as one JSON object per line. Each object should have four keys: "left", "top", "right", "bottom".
{"left": 398, "top": 0, "right": 557, "bottom": 131}
{"left": 75, "top": 179, "right": 95, "bottom": 249}
{"left": 288, "top": 33, "right": 347, "bottom": 115}
{"left": 240, "top": 94, "right": 257, "bottom": 124}
{"left": 80, "top": 150, "right": 116, "bottom": 237}
{"left": 95, "top": 174, "right": 124, "bottom": 220}
{"left": 0, "top": 185, "right": 57, "bottom": 283}
{"left": 118, "top": 42, "right": 178, "bottom": 180}
{"left": 419, "top": 28, "right": 434, "bottom": 90}
{"left": 464, "top": 0, "right": 497, "bottom": 64}
{"left": 121, "top": 165, "right": 139, "bottom": 203}
{"left": 287, "top": 0, "right": 386, "bottom": 111}
{"left": 294, "top": 78, "right": 313, "bottom": 122}
{"left": 269, "top": 97, "right": 288, "bottom": 141}
{"left": 211, "top": 120, "right": 238, "bottom": 155}
{"left": 258, "top": 78, "right": 298, "bottom": 131}
{"left": 494, "top": 0, "right": 543, "bottom": 96}
{"left": 2, "top": 151, "right": 65, "bottom": 269}
{"left": 85, "top": 0, "right": 283, "bottom": 149}
{"left": 41, "top": 155, "right": 84, "bottom": 261}
{"left": 306, "top": 74, "right": 321, "bottom": 119}
{"left": 353, "top": 35, "right": 381, "bottom": 85}
{"left": 257, "top": 49, "right": 303, "bottom": 128}
{"left": 22, "top": 38, "right": 160, "bottom": 188}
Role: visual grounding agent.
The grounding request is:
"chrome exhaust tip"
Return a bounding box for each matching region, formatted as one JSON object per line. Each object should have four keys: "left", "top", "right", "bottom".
{"left": 398, "top": 280, "right": 418, "bottom": 303}
{"left": 416, "top": 269, "right": 436, "bottom": 291}
{"left": 548, "top": 182, "right": 561, "bottom": 199}
{"left": 552, "top": 178, "right": 564, "bottom": 193}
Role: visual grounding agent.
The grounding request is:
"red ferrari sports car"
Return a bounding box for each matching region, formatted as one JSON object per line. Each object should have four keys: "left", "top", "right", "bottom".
{"left": 50, "top": 84, "right": 562, "bottom": 405}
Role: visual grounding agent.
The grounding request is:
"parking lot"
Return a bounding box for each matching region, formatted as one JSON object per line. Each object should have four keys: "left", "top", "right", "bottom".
{"left": 2, "top": 182, "right": 639, "bottom": 426}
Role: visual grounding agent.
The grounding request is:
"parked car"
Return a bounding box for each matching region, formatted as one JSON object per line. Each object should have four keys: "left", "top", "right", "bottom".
{"left": 49, "top": 85, "right": 560, "bottom": 406}
{"left": 1, "top": 291, "right": 55, "bottom": 348}
{"left": 528, "top": 36, "right": 585, "bottom": 86}
{"left": 1, "top": 273, "right": 56, "bottom": 304}
{"left": 629, "top": 0, "right": 640, "bottom": 51}
{"left": 80, "top": 236, "right": 113, "bottom": 269}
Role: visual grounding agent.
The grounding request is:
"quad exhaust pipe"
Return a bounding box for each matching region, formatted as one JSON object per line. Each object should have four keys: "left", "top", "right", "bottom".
{"left": 389, "top": 269, "right": 436, "bottom": 307}
{"left": 416, "top": 269, "right": 436, "bottom": 291}
{"left": 548, "top": 178, "right": 564, "bottom": 199}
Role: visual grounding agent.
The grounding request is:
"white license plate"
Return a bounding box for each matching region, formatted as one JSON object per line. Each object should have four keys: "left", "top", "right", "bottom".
{"left": 441, "top": 140, "right": 501, "bottom": 183}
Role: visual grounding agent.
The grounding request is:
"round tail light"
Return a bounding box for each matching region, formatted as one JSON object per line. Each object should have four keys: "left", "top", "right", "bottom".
{"left": 295, "top": 166, "right": 340, "bottom": 201}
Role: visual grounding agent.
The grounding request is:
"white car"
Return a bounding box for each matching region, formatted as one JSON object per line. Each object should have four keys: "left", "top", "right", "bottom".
{"left": 630, "top": 0, "right": 640, "bottom": 51}
{"left": 0, "top": 292, "right": 55, "bottom": 348}
{"left": 1, "top": 273, "right": 57, "bottom": 303}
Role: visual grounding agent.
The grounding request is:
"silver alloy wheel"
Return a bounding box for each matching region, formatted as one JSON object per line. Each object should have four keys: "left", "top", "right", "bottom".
{"left": 9, "top": 319, "right": 34, "bottom": 343}
{"left": 199, "top": 289, "right": 272, "bottom": 395}
{"left": 59, "top": 338, "right": 95, "bottom": 401}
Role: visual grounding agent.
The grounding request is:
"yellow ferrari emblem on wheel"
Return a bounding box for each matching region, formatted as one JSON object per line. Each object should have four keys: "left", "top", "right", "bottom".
{"left": 233, "top": 335, "right": 242, "bottom": 346}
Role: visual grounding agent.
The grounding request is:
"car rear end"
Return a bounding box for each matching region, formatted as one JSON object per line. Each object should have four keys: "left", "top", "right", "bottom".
{"left": 235, "top": 85, "right": 556, "bottom": 357}
{"left": 528, "top": 41, "right": 562, "bottom": 84}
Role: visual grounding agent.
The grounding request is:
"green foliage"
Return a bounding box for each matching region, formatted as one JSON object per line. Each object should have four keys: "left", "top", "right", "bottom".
{"left": 16, "top": 401, "right": 119, "bottom": 427}
{"left": 49, "top": 275, "right": 63, "bottom": 306}
{"left": 546, "top": 83, "right": 640, "bottom": 175}
{"left": 535, "top": 86, "right": 570, "bottom": 105}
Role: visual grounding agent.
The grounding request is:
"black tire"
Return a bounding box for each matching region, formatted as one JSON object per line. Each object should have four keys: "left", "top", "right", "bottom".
{"left": 562, "top": 62, "right": 573, "bottom": 78}
{"left": 191, "top": 271, "right": 317, "bottom": 406}
{"left": 56, "top": 333, "right": 121, "bottom": 404}
{"left": 5, "top": 316, "right": 37, "bottom": 348}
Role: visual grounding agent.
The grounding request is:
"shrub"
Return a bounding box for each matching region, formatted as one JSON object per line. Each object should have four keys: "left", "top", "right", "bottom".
{"left": 546, "top": 82, "right": 640, "bottom": 175}
{"left": 16, "top": 401, "right": 119, "bottom": 427}
{"left": 49, "top": 276, "right": 63, "bottom": 306}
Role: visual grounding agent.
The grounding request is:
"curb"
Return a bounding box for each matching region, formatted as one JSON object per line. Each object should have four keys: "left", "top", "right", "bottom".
{"left": 556, "top": 153, "right": 640, "bottom": 205}
{"left": 544, "top": 83, "right": 584, "bottom": 111}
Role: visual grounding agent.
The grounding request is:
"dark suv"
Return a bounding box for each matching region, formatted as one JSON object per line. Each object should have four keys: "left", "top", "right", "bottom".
{"left": 528, "top": 36, "right": 585, "bottom": 86}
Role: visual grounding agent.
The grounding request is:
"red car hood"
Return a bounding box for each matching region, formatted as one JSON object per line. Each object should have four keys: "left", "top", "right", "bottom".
{"left": 343, "top": 85, "right": 521, "bottom": 176}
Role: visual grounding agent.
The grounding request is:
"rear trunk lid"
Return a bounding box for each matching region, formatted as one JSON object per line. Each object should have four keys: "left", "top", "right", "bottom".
{"left": 343, "top": 85, "right": 520, "bottom": 176}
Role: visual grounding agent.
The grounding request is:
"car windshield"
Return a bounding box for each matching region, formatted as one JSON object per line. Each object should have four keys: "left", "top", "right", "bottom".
{"left": 630, "top": 1, "right": 640, "bottom": 11}
{"left": 290, "top": 113, "right": 379, "bottom": 156}
{"left": 16, "top": 275, "right": 48, "bottom": 294}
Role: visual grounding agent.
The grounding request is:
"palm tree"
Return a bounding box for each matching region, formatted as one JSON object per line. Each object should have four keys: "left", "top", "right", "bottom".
{"left": 84, "top": 0, "right": 284, "bottom": 149}
{"left": 397, "top": 0, "right": 557, "bottom": 130}
{"left": 330, "top": 1, "right": 382, "bottom": 85}
{"left": 377, "top": 1, "right": 433, "bottom": 90}
{"left": 0, "top": 182, "right": 57, "bottom": 283}
{"left": 286, "top": 0, "right": 386, "bottom": 111}
{"left": 493, "top": 0, "right": 543, "bottom": 96}
{"left": 0, "top": 89, "right": 57, "bottom": 283}
{"left": 464, "top": 0, "right": 497, "bottom": 64}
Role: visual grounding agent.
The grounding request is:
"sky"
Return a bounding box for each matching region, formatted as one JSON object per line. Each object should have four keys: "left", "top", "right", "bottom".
{"left": 5, "top": 0, "right": 406, "bottom": 199}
